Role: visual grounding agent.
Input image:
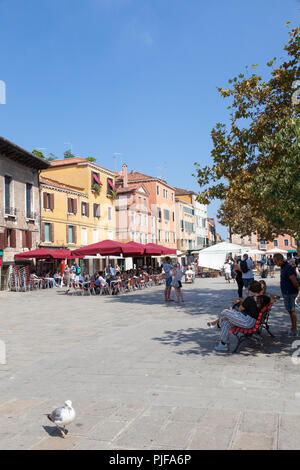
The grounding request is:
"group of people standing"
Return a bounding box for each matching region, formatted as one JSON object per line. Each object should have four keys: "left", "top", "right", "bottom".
{"left": 223, "top": 254, "right": 255, "bottom": 298}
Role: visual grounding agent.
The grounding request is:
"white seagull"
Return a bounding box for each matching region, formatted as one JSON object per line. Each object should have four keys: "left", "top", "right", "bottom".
{"left": 46, "top": 400, "right": 76, "bottom": 438}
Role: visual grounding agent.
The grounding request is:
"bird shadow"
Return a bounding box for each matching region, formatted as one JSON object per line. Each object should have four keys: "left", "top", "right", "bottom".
{"left": 43, "top": 425, "right": 68, "bottom": 438}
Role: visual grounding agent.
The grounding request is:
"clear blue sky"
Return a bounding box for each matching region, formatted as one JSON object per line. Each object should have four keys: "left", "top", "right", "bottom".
{"left": 0, "top": 0, "right": 298, "bottom": 239}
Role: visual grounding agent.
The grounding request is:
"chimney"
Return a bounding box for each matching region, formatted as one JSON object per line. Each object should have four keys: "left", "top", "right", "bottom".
{"left": 123, "top": 163, "right": 128, "bottom": 188}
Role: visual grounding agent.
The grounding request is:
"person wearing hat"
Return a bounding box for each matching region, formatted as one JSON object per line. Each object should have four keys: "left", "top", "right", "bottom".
{"left": 238, "top": 253, "right": 255, "bottom": 298}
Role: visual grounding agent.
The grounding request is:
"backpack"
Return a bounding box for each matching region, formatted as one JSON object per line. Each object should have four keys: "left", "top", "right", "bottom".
{"left": 240, "top": 259, "right": 249, "bottom": 274}
{"left": 75, "top": 266, "right": 81, "bottom": 275}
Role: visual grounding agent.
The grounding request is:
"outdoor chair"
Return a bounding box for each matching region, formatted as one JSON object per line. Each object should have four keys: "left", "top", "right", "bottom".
{"left": 229, "top": 303, "right": 274, "bottom": 353}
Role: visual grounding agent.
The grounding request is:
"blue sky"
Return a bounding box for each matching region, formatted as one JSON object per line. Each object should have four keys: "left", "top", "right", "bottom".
{"left": 0, "top": 0, "right": 298, "bottom": 239}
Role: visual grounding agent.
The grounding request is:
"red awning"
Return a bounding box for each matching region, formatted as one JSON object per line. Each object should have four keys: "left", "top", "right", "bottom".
{"left": 72, "top": 240, "right": 124, "bottom": 257}
{"left": 108, "top": 179, "right": 117, "bottom": 191}
{"left": 93, "top": 172, "right": 102, "bottom": 186}
{"left": 14, "top": 248, "right": 54, "bottom": 260}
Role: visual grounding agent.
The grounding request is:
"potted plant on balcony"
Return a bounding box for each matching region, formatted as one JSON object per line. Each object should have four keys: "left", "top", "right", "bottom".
{"left": 93, "top": 183, "right": 102, "bottom": 194}
{"left": 110, "top": 189, "right": 117, "bottom": 200}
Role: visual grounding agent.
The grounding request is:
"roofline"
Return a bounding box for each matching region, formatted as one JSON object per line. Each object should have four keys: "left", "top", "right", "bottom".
{"left": 50, "top": 159, "right": 116, "bottom": 177}
{"left": 0, "top": 136, "right": 51, "bottom": 170}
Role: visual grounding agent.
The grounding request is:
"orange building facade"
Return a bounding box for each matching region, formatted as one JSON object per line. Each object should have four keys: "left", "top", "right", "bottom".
{"left": 116, "top": 169, "right": 177, "bottom": 249}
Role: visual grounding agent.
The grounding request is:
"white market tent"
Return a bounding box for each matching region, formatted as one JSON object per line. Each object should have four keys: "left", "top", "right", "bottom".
{"left": 265, "top": 248, "right": 288, "bottom": 254}
{"left": 246, "top": 249, "right": 266, "bottom": 255}
{"left": 197, "top": 242, "right": 249, "bottom": 271}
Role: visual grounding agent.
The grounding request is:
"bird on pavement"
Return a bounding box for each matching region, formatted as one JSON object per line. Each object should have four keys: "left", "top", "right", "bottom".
{"left": 46, "top": 400, "right": 76, "bottom": 438}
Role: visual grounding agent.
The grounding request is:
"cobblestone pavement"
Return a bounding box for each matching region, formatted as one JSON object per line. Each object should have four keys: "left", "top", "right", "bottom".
{"left": 0, "top": 274, "right": 300, "bottom": 450}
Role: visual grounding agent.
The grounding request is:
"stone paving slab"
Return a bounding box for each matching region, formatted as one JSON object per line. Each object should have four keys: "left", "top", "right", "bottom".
{"left": 1, "top": 275, "right": 300, "bottom": 449}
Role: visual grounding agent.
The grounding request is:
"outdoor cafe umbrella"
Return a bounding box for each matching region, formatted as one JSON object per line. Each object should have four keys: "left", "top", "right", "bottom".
{"left": 72, "top": 240, "right": 124, "bottom": 257}
{"left": 121, "top": 241, "right": 145, "bottom": 257}
{"left": 265, "top": 248, "right": 288, "bottom": 254}
{"left": 14, "top": 248, "right": 54, "bottom": 260}
{"left": 144, "top": 243, "right": 177, "bottom": 256}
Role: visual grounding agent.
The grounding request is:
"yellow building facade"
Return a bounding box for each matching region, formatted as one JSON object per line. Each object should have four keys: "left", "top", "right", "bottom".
{"left": 40, "top": 158, "right": 116, "bottom": 249}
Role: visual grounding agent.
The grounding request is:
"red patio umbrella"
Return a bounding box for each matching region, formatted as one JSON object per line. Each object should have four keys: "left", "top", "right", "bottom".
{"left": 50, "top": 249, "right": 72, "bottom": 259}
{"left": 144, "top": 243, "right": 177, "bottom": 256}
{"left": 121, "top": 241, "right": 145, "bottom": 257}
{"left": 14, "top": 248, "right": 54, "bottom": 260}
{"left": 72, "top": 240, "right": 124, "bottom": 257}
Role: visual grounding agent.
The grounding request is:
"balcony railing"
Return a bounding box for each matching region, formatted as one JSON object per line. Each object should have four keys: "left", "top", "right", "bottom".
{"left": 4, "top": 206, "right": 17, "bottom": 217}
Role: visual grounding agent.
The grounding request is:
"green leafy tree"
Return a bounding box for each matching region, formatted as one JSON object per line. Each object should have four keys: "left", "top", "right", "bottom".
{"left": 86, "top": 157, "right": 97, "bottom": 162}
{"left": 32, "top": 149, "right": 46, "bottom": 159}
{"left": 194, "top": 26, "right": 300, "bottom": 241}
{"left": 64, "top": 149, "right": 76, "bottom": 159}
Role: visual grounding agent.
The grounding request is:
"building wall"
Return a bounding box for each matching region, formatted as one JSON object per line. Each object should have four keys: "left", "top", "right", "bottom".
{"left": 175, "top": 198, "right": 196, "bottom": 252}
{"left": 116, "top": 188, "right": 155, "bottom": 244}
{"left": 40, "top": 162, "right": 116, "bottom": 244}
{"left": 145, "top": 181, "right": 176, "bottom": 248}
{"left": 0, "top": 154, "right": 41, "bottom": 263}
{"left": 192, "top": 196, "right": 208, "bottom": 247}
{"left": 232, "top": 232, "right": 298, "bottom": 252}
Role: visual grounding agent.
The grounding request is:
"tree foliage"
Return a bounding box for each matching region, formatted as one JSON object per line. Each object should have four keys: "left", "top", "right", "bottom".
{"left": 194, "top": 26, "right": 300, "bottom": 241}
{"left": 64, "top": 149, "right": 76, "bottom": 159}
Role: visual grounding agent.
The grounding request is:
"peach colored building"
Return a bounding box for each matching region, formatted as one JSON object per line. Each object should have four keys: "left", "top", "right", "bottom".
{"left": 232, "top": 232, "right": 298, "bottom": 253}
{"left": 115, "top": 166, "right": 155, "bottom": 244}
{"left": 116, "top": 169, "right": 177, "bottom": 249}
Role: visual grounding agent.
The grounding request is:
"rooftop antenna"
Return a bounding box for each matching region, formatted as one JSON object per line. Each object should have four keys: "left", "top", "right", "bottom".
{"left": 156, "top": 161, "right": 167, "bottom": 180}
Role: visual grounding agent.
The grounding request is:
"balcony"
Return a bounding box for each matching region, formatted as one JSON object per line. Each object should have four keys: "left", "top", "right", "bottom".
{"left": 4, "top": 207, "right": 17, "bottom": 218}
{"left": 26, "top": 211, "right": 37, "bottom": 222}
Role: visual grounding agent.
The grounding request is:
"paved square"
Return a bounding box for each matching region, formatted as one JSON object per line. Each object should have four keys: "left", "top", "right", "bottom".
{"left": 0, "top": 275, "right": 300, "bottom": 450}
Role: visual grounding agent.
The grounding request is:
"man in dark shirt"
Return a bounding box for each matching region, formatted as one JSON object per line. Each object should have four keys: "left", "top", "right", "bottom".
{"left": 274, "top": 253, "right": 300, "bottom": 336}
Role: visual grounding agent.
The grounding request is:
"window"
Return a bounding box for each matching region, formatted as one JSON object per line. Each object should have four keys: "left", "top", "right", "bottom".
{"left": 172, "top": 212, "right": 175, "bottom": 222}
{"left": 26, "top": 183, "right": 32, "bottom": 218}
{"left": 107, "top": 177, "right": 116, "bottom": 196}
{"left": 158, "top": 230, "right": 161, "bottom": 242}
{"left": 130, "top": 212, "right": 135, "bottom": 226}
{"left": 81, "top": 202, "right": 89, "bottom": 217}
{"left": 151, "top": 217, "right": 155, "bottom": 229}
{"left": 157, "top": 207, "right": 162, "bottom": 220}
{"left": 91, "top": 172, "right": 102, "bottom": 190}
{"left": 180, "top": 220, "right": 184, "bottom": 230}
{"left": 67, "top": 226, "right": 76, "bottom": 244}
{"left": 108, "top": 206, "right": 112, "bottom": 221}
{"left": 171, "top": 193, "right": 174, "bottom": 202}
{"left": 4, "top": 176, "right": 11, "bottom": 213}
{"left": 93, "top": 203, "right": 100, "bottom": 218}
{"left": 157, "top": 185, "right": 160, "bottom": 195}
{"left": 163, "top": 189, "right": 168, "bottom": 199}
{"left": 152, "top": 234, "right": 155, "bottom": 243}
{"left": 144, "top": 234, "right": 148, "bottom": 244}
{"left": 184, "top": 206, "right": 194, "bottom": 216}
{"left": 139, "top": 213, "right": 142, "bottom": 226}
{"left": 67, "top": 198, "right": 77, "bottom": 214}
{"left": 44, "top": 223, "right": 51, "bottom": 243}
{"left": 144, "top": 198, "right": 146, "bottom": 207}
{"left": 165, "top": 231, "right": 170, "bottom": 243}
{"left": 164, "top": 209, "right": 170, "bottom": 221}
{"left": 274, "top": 240, "right": 278, "bottom": 247}
{"left": 284, "top": 239, "right": 289, "bottom": 247}
{"left": 93, "top": 229, "right": 98, "bottom": 243}
{"left": 108, "top": 230, "right": 113, "bottom": 240}
{"left": 139, "top": 233, "right": 143, "bottom": 244}
{"left": 81, "top": 227, "right": 87, "bottom": 245}
{"left": 138, "top": 197, "right": 141, "bottom": 206}
{"left": 131, "top": 232, "right": 135, "bottom": 241}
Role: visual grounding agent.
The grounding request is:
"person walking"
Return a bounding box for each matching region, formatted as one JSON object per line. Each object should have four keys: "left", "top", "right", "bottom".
{"left": 223, "top": 260, "right": 231, "bottom": 284}
{"left": 234, "top": 258, "right": 244, "bottom": 298}
{"left": 163, "top": 257, "right": 173, "bottom": 302}
{"left": 239, "top": 254, "right": 255, "bottom": 297}
{"left": 273, "top": 253, "right": 300, "bottom": 336}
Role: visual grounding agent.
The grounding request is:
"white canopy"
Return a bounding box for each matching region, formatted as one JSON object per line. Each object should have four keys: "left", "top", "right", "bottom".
{"left": 265, "top": 248, "right": 288, "bottom": 254}
{"left": 197, "top": 242, "right": 248, "bottom": 271}
{"left": 246, "top": 249, "right": 266, "bottom": 255}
